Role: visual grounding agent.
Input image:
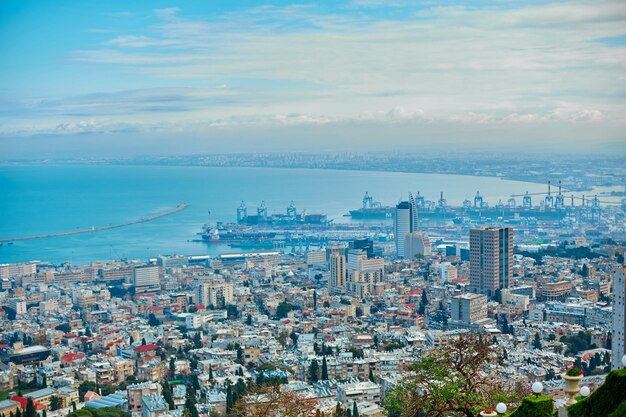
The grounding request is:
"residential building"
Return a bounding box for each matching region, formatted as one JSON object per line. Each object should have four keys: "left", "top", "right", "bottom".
{"left": 469, "top": 226, "right": 513, "bottom": 297}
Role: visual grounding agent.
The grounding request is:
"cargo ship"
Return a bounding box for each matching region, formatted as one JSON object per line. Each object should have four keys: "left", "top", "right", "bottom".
{"left": 348, "top": 190, "right": 581, "bottom": 222}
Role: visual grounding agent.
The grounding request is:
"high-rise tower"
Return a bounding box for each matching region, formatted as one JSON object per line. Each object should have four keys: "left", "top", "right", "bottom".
{"left": 329, "top": 253, "right": 347, "bottom": 295}
{"left": 469, "top": 227, "right": 513, "bottom": 297}
{"left": 394, "top": 193, "right": 418, "bottom": 258}
{"left": 613, "top": 265, "right": 626, "bottom": 370}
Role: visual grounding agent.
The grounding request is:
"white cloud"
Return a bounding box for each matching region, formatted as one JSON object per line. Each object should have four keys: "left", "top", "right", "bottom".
{"left": 2, "top": 0, "right": 625, "bottom": 148}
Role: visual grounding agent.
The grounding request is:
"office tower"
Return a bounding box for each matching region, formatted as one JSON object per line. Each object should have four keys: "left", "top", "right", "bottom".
{"left": 133, "top": 266, "right": 160, "bottom": 294}
{"left": 613, "top": 265, "right": 625, "bottom": 369}
{"left": 329, "top": 253, "right": 347, "bottom": 295}
{"left": 197, "top": 282, "right": 234, "bottom": 308}
{"left": 469, "top": 227, "right": 513, "bottom": 297}
{"left": 394, "top": 193, "right": 418, "bottom": 258}
{"left": 404, "top": 232, "right": 431, "bottom": 259}
{"left": 350, "top": 238, "right": 374, "bottom": 258}
{"left": 451, "top": 293, "right": 488, "bottom": 324}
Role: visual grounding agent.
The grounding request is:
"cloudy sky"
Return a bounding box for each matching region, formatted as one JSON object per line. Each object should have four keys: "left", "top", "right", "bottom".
{"left": 1, "top": 0, "right": 625, "bottom": 157}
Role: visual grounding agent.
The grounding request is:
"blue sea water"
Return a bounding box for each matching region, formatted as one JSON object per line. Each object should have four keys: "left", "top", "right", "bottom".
{"left": 0, "top": 165, "right": 548, "bottom": 264}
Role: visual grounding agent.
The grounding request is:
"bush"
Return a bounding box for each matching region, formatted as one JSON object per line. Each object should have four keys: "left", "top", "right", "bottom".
{"left": 509, "top": 395, "right": 553, "bottom": 417}
{"left": 568, "top": 369, "right": 626, "bottom": 417}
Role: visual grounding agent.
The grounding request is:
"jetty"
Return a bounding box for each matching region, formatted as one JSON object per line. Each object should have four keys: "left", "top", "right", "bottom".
{"left": 0, "top": 203, "right": 188, "bottom": 243}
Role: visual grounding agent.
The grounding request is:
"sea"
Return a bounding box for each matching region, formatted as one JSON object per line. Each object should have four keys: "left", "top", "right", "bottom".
{"left": 0, "top": 164, "right": 556, "bottom": 264}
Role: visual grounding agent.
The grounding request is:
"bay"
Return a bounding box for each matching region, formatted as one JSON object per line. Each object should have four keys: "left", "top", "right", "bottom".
{"left": 0, "top": 165, "right": 549, "bottom": 264}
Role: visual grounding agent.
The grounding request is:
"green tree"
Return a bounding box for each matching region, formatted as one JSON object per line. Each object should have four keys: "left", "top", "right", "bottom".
{"left": 533, "top": 333, "right": 543, "bottom": 350}
{"left": 161, "top": 382, "right": 175, "bottom": 410}
{"left": 368, "top": 368, "right": 376, "bottom": 383}
{"left": 246, "top": 314, "right": 253, "bottom": 326}
{"left": 148, "top": 314, "right": 161, "bottom": 326}
{"left": 321, "top": 356, "right": 329, "bottom": 380}
{"left": 79, "top": 381, "right": 97, "bottom": 401}
{"left": 169, "top": 357, "right": 176, "bottom": 377}
{"left": 353, "top": 401, "right": 359, "bottom": 417}
{"left": 384, "top": 335, "right": 526, "bottom": 417}
{"left": 25, "top": 399, "right": 36, "bottom": 417}
{"left": 309, "top": 359, "right": 319, "bottom": 383}
{"left": 184, "top": 383, "right": 199, "bottom": 417}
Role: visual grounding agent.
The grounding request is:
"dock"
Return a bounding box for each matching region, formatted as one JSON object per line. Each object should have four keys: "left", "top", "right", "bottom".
{"left": 0, "top": 203, "right": 188, "bottom": 243}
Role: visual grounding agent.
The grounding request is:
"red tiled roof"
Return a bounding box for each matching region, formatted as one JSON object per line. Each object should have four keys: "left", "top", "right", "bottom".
{"left": 61, "top": 352, "right": 86, "bottom": 362}
{"left": 10, "top": 396, "right": 46, "bottom": 411}
{"left": 134, "top": 343, "right": 159, "bottom": 352}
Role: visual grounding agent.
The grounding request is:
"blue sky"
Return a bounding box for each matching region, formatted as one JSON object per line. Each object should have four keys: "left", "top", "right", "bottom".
{"left": 0, "top": 0, "right": 625, "bottom": 157}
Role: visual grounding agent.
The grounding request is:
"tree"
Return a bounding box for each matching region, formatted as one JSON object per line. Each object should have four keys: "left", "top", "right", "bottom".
{"left": 169, "top": 357, "right": 176, "bottom": 377}
{"left": 184, "top": 383, "right": 199, "bottom": 417}
{"left": 321, "top": 356, "right": 329, "bottom": 380}
{"left": 162, "top": 382, "right": 175, "bottom": 410}
{"left": 290, "top": 331, "right": 299, "bottom": 347}
{"left": 49, "top": 396, "right": 61, "bottom": 411}
{"left": 353, "top": 401, "right": 359, "bottom": 417}
{"left": 581, "top": 263, "right": 589, "bottom": 278}
{"left": 309, "top": 359, "right": 319, "bottom": 383}
{"left": 384, "top": 334, "right": 527, "bottom": 417}
{"left": 55, "top": 323, "right": 71, "bottom": 333}
{"left": 193, "top": 333, "right": 202, "bottom": 349}
{"left": 148, "top": 314, "right": 161, "bottom": 326}
{"left": 141, "top": 337, "right": 147, "bottom": 346}
{"left": 79, "top": 381, "right": 97, "bottom": 401}
{"left": 246, "top": 314, "right": 253, "bottom": 326}
{"left": 232, "top": 385, "right": 315, "bottom": 417}
{"left": 533, "top": 333, "right": 543, "bottom": 350}
{"left": 313, "top": 290, "right": 317, "bottom": 310}
{"left": 368, "top": 368, "right": 376, "bottom": 383}
{"left": 25, "top": 399, "right": 36, "bottom": 417}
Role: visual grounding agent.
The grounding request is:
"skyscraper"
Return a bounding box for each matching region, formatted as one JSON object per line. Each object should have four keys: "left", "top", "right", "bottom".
{"left": 613, "top": 265, "right": 625, "bottom": 370}
{"left": 469, "top": 227, "right": 513, "bottom": 297}
{"left": 394, "top": 193, "right": 418, "bottom": 258}
{"left": 329, "top": 253, "right": 347, "bottom": 295}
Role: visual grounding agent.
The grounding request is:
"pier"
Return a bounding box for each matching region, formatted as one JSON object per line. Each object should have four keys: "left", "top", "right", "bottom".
{"left": 0, "top": 203, "right": 188, "bottom": 243}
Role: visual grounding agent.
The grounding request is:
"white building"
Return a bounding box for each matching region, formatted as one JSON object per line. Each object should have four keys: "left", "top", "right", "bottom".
{"left": 196, "top": 282, "right": 234, "bottom": 308}
{"left": 306, "top": 250, "right": 327, "bottom": 266}
{"left": 9, "top": 299, "right": 27, "bottom": 317}
{"left": 450, "top": 293, "right": 488, "bottom": 325}
{"left": 404, "top": 232, "right": 431, "bottom": 259}
{"left": 133, "top": 266, "right": 160, "bottom": 294}
{"left": 336, "top": 380, "right": 380, "bottom": 404}
{"left": 440, "top": 262, "right": 457, "bottom": 282}
{"left": 613, "top": 265, "right": 625, "bottom": 370}
{"left": 329, "top": 253, "right": 347, "bottom": 295}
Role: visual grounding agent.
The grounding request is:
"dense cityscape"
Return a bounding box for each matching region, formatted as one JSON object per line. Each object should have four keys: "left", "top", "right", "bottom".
{"left": 1, "top": 168, "right": 625, "bottom": 416}
{"left": 2, "top": 0, "right": 626, "bottom": 416}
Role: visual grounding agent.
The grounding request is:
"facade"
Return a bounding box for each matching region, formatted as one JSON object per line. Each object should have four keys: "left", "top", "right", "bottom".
{"left": 450, "top": 293, "right": 488, "bottom": 325}
{"left": 329, "top": 253, "right": 347, "bottom": 295}
{"left": 613, "top": 265, "right": 625, "bottom": 370}
{"left": 133, "top": 266, "right": 160, "bottom": 294}
{"left": 394, "top": 199, "right": 416, "bottom": 258}
{"left": 196, "top": 282, "right": 234, "bottom": 308}
{"left": 0, "top": 262, "right": 37, "bottom": 279}
{"left": 306, "top": 250, "right": 327, "bottom": 266}
{"left": 404, "top": 232, "right": 431, "bottom": 259}
{"left": 469, "top": 227, "right": 513, "bottom": 297}
{"left": 440, "top": 262, "right": 457, "bottom": 282}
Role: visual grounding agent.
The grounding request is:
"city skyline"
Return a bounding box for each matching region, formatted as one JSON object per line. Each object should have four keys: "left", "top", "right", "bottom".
{"left": 1, "top": 0, "right": 625, "bottom": 158}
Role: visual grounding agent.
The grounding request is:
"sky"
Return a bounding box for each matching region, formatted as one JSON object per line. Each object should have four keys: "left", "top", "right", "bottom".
{"left": 0, "top": 0, "right": 625, "bottom": 158}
